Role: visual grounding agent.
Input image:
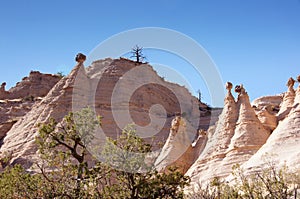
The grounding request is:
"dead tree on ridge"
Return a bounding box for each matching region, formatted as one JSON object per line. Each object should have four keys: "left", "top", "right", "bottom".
{"left": 131, "top": 45, "right": 146, "bottom": 64}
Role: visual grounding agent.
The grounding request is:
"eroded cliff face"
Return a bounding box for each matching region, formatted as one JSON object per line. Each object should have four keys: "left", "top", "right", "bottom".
{"left": 0, "top": 71, "right": 61, "bottom": 100}
{"left": 1, "top": 57, "right": 299, "bottom": 193}
{"left": 184, "top": 83, "right": 270, "bottom": 188}
{"left": 252, "top": 95, "right": 282, "bottom": 132}
{"left": 0, "top": 72, "right": 61, "bottom": 142}
{"left": 0, "top": 58, "right": 214, "bottom": 169}
{"left": 0, "top": 65, "right": 83, "bottom": 168}
{"left": 242, "top": 76, "right": 300, "bottom": 171}
{"left": 155, "top": 116, "right": 190, "bottom": 172}
{"left": 185, "top": 83, "right": 237, "bottom": 181}
{"left": 183, "top": 76, "right": 300, "bottom": 190}
{"left": 0, "top": 99, "right": 39, "bottom": 141}
{"left": 277, "top": 77, "right": 296, "bottom": 121}
{"left": 154, "top": 116, "right": 210, "bottom": 174}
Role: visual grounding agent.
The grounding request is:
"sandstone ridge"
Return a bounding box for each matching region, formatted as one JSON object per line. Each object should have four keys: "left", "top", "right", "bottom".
{"left": 0, "top": 71, "right": 61, "bottom": 100}
{"left": 182, "top": 76, "right": 300, "bottom": 190}
{"left": 0, "top": 72, "right": 61, "bottom": 143}
{"left": 0, "top": 58, "right": 215, "bottom": 169}
{"left": 0, "top": 57, "right": 299, "bottom": 193}
{"left": 184, "top": 82, "right": 270, "bottom": 188}
{"left": 242, "top": 75, "right": 300, "bottom": 172}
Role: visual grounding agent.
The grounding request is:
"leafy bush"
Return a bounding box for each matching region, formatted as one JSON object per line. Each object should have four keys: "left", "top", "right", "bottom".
{"left": 101, "top": 125, "right": 190, "bottom": 198}
{"left": 0, "top": 165, "right": 43, "bottom": 199}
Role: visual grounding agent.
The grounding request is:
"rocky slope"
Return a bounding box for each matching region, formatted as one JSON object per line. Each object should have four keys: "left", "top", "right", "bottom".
{"left": 184, "top": 76, "right": 300, "bottom": 190}
{"left": 0, "top": 66, "right": 81, "bottom": 167}
{"left": 0, "top": 71, "right": 61, "bottom": 100}
{"left": 184, "top": 83, "right": 270, "bottom": 187}
{"left": 154, "top": 116, "right": 204, "bottom": 174}
{"left": 242, "top": 76, "right": 300, "bottom": 171}
{"left": 0, "top": 72, "right": 61, "bottom": 142}
{"left": 0, "top": 58, "right": 215, "bottom": 169}
{"left": 277, "top": 77, "right": 296, "bottom": 121}
{"left": 0, "top": 57, "right": 299, "bottom": 192}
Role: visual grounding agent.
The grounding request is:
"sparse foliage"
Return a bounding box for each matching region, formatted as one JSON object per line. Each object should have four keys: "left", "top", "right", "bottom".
{"left": 101, "top": 124, "right": 190, "bottom": 199}
{"left": 197, "top": 89, "right": 202, "bottom": 102}
{"left": 0, "top": 151, "right": 12, "bottom": 169}
{"left": 0, "top": 165, "right": 43, "bottom": 199}
{"left": 0, "top": 108, "right": 190, "bottom": 198}
{"left": 35, "top": 107, "right": 102, "bottom": 198}
{"left": 56, "top": 71, "right": 65, "bottom": 78}
{"left": 189, "top": 163, "right": 300, "bottom": 199}
{"left": 23, "top": 95, "right": 35, "bottom": 102}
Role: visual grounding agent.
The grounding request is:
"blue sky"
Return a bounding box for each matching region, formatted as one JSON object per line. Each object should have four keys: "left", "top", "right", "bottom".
{"left": 0, "top": 0, "right": 299, "bottom": 107}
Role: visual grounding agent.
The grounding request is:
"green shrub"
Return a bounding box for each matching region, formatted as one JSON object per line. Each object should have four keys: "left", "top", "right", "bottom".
{"left": 189, "top": 163, "right": 300, "bottom": 199}
{"left": 0, "top": 108, "right": 190, "bottom": 198}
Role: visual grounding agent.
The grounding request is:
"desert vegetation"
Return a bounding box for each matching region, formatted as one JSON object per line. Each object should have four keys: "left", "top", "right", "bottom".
{"left": 0, "top": 108, "right": 299, "bottom": 198}
{"left": 0, "top": 108, "right": 189, "bottom": 199}
{"left": 189, "top": 162, "right": 300, "bottom": 199}
{"left": 130, "top": 45, "right": 146, "bottom": 64}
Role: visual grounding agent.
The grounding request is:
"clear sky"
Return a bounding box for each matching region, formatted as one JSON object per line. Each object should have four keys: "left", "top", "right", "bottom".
{"left": 0, "top": 0, "right": 299, "bottom": 107}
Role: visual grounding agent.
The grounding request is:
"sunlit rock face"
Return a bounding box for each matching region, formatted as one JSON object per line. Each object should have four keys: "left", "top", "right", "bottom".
{"left": 0, "top": 64, "right": 84, "bottom": 169}
{"left": 0, "top": 71, "right": 61, "bottom": 100}
{"left": 186, "top": 76, "right": 300, "bottom": 192}
{"left": 242, "top": 75, "right": 300, "bottom": 171}
{"left": 2, "top": 56, "right": 299, "bottom": 195}
{"left": 277, "top": 77, "right": 296, "bottom": 121}
{"left": 154, "top": 116, "right": 210, "bottom": 174}
{"left": 0, "top": 72, "right": 61, "bottom": 146}
{"left": 186, "top": 83, "right": 270, "bottom": 188}
{"left": 252, "top": 95, "right": 282, "bottom": 132}
{"left": 0, "top": 58, "right": 216, "bottom": 170}
{"left": 155, "top": 116, "right": 192, "bottom": 173}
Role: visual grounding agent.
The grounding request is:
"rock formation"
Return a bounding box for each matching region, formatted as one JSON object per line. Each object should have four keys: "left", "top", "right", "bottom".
{"left": 252, "top": 95, "right": 282, "bottom": 132}
{"left": 295, "top": 75, "right": 300, "bottom": 103}
{"left": 229, "top": 84, "right": 270, "bottom": 149}
{"left": 0, "top": 58, "right": 214, "bottom": 169}
{"left": 224, "top": 84, "right": 270, "bottom": 164}
{"left": 155, "top": 116, "right": 191, "bottom": 173}
{"left": 277, "top": 77, "right": 296, "bottom": 121}
{"left": 251, "top": 95, "right": 282, "bottom": 114}
{"left": 186, "top": 82, "right": 237, "bottom": 183}
{"left": 75, "top": 53, "right": 86, "bottom": 63}
{"left": 186, "top": 83, "right": 270, "bottom": 187}
{"left": 242, "top": 75, "right": 300, "bottom": 171}
{"left": 0, "top": 99, "right": 38, "bottom": 141}
{"left": 0, "top": 82, "right": 9, "bottom": 99}
{"left": 0, "top": 64, "right": 84, "bottom": 168}
{"left": 154, "top": 115, "right": 208, "bottom": 174}
{"left": 255, "top": 107, "right": 278, "bottom": 132}
{"left": 0, "top": 72, "right": 61, "bottom": 145}
{"left": 81, "top": 58, "right": 212, "bottom": 144}
{"left": 0, "top": 82, "right": 5, "bottom": 91}
{"left": 1, "top": 55, "right": 299, "bottom": 194}
{"left": 0, "top": 71, "right": 61, "bottom": 100}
